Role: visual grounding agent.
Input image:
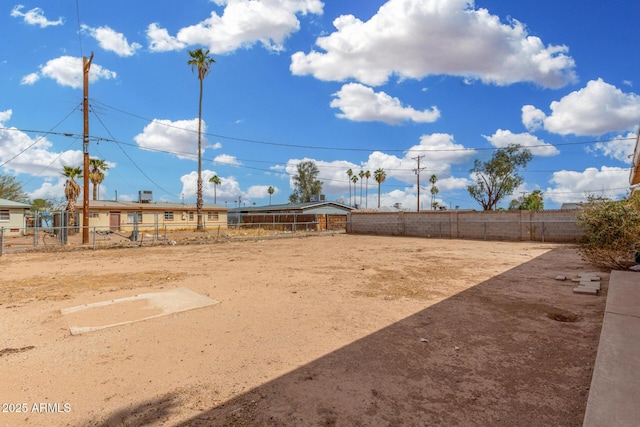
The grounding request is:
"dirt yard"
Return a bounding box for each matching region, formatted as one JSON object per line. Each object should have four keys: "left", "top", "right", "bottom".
{"left": 0, "top": 234, "right": 606, "bottom": 426}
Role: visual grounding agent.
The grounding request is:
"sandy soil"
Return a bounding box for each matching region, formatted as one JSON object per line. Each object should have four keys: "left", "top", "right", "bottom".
{"left": 0, "top": 234, "right": 606, "bottom": 426}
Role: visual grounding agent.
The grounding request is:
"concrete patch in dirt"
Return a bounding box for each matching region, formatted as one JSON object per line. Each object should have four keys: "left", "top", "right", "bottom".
{"left": 61, "top": 287, "right": 219, "bottom": 335}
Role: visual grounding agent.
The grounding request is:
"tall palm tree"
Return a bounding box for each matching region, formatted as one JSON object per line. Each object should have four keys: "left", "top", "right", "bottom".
{"left": 62, "top": 165, "right": 82, "bottom": 231}
{"left": 89, "top": 158, "right": 109, "bottom": 201}
{"left": 374, "top": 168, "right": 386, "bottom": 209}
{"left": 267, "top": 185, "right": 274, "bottom": 205}
{"left": 364, "top": 170, "right": 371, "bottom": 208}
{"left": 351, "top": 175, "right": 358, "bottom": 207}
{"left": 209, "top": 174, "right": 221, "bottom": 204}
{"left": 346, "top": 168, "right": 353, "bottom": 206}
{"left": 358, "top": 170, "right": 365, "bottom": 207}
{"left": 430, "top": 185, "right": 439, "bottom": 210}
{"left": 429, "top": 174, "right": 438, "bottom": 210}
{"left": 188, "top": 48, "right": 216, "bottom": 230}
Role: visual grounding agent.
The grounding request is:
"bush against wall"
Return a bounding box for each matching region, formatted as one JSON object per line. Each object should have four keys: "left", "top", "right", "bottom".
{"left": 576, "top": 193, "right": 640, "bottom": 270}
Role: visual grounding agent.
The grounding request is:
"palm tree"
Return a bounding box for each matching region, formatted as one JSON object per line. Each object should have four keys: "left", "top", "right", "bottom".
{"left": 430, "top": 185, "right": 439, "bottom": 210}
{"left": 358, "top": 170, "right": 365, "bottom": 207}
{"left": 429, "top": 174, "right": 438, "bottom": 210}
{"left": 374, "top": 168, "right": 386, "bottom": 209}
{"left": 364, "top": 170, "right": 371, "bottom": 208}
{"left": 62, "top": 165, "right": 82, "bottom": 232}
{"left": 351, "top": 175, "right": 358, "bottom": 207}
{"left": 346, "top": 168, "right": 353, "bottom": 206}
{"left": 188, "top": 48, "right": 216, "bottom": 231}
{"left": 267, "top": 186, "right": 274, "bottom": 205}
{"left": 88, "top": 158, "right": 109, "bottom": 201}
{"left": 209, "top": 174, "right": 221, "bottom": 204}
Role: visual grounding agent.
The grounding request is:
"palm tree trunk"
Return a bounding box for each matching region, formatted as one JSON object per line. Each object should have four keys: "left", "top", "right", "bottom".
{"left": 196, "top": 77, "right": 204, "bottom": 230}
{"left": 377, "top": 183, "right": 381, "bottom": 208}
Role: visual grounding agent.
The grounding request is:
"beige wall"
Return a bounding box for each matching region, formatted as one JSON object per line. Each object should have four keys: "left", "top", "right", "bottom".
{"left": 86, "top": 209, "right": 228, "bottom": 230}
{"left": 347, "top": 210, "right": 583, "bottom": 243}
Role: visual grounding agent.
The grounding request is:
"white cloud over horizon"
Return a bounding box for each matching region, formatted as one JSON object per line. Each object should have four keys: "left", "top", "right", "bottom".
{"left": 545, "top": 166, "right": 630, "bottom": 205}
{"left": 134, "top": 118, "right": 212, "bottom": 160}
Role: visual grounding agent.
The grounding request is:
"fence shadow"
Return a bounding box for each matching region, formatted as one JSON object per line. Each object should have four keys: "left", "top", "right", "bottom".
{"left": 96, "top": 247, "right": 605, "bottom": 426}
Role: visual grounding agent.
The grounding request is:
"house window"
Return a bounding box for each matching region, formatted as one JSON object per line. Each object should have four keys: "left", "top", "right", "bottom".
{"left": 189, "top": 212, "right": 194, "bottom": 221}
{"left": 0, "top": 210, "right": 9, "bottom": 221}
{"left": 164, "top": 212, "right": 174, "bottom": 221}
{"left": 127, "top": 212, "right": 143, "bottom": 223}
{"left": 207, "top": 212, "right": 219, "bottom": 220}
{"left": 89, "top": 212, "right": 100, "bottom": 218}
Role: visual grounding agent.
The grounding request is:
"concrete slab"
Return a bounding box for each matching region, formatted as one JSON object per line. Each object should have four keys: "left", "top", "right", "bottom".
{"left": 583, "top": 303, "right": 640, "bottom": 426}
{"left": 602, "top": 271, "right": 640, "bottom": 318}
{"left": 579, "top": 281, "right": 601, "bottom": 290}
{"left": 573, "top": 286, "right": 598, "bottom": 295}
{"left": 61, "top": 287, "right": 219, "bottom": 335}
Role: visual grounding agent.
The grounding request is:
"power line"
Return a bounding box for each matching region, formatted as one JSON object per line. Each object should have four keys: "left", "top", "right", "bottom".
{"left": 89, "top": 98, "right": 636, "bottom": 154}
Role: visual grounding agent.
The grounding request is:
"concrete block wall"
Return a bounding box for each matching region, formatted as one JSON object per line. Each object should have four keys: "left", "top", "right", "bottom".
{"left": 348, "top": 210, "right": 582, "bottom": 242}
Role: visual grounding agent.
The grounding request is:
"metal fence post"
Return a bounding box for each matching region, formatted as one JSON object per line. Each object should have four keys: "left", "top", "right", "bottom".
{"left": 0, "top": 227, "right": 4, "bottom": 256}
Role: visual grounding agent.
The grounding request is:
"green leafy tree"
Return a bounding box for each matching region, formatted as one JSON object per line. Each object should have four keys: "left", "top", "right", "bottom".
{"left": 0, "top": 174, "right": 29, "bottom": 202}
{"left": 188, "top": 48, "right": 216, "bottom": 230}
{"left": 509, "top": 190, "right": 544, "bottom": 211}
{"left": 289, "top": 161, "right": 323, "bottom": 203}
{"left": 468, "top": 144, "right": 532, "bottom": 210}
{"left": 31, "top": 198, "right": 55, "bottom": 212}
{"left": 208, "top": 174, "right": 222, "bottom": 204}
{"left": 88, "top": 158, "right": 109, "bottom": 201}
{"left": 62, "top": 165, "right": 82, "bottom": 230}
{"left": 577, "top": 194, "right": 640, "bottom": 270}
{"left": 374, "top": 168, "right": 386, "bottom": 208}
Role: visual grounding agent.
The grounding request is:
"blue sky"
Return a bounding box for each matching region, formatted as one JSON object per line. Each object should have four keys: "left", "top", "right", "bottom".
{"left": 1, "top": 0, "right": 639, "bottom": 210}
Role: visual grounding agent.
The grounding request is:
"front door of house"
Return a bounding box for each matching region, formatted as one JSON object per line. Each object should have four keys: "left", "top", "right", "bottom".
{"left": 109, "top": 212, "right": 120, "bottom": 231}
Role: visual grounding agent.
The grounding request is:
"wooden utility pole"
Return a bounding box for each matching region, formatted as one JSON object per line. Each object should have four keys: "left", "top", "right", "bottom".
{"left": 82, "top": 53, "right": 94, "bottom": 244}
{"left": 412, "top": 155, "right": 426, "bottom": 212}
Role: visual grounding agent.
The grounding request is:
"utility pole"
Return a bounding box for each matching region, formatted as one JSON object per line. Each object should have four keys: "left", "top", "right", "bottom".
{"left": 412, "top": 155, "right": 426, "bottom": 212}
{"left": 82, "top": 53, "right": 94, "bottom": 244}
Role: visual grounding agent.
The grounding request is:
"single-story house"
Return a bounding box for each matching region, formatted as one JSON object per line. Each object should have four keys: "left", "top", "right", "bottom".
{"left": 77, "top": 199, "right": 228, "bottom": 232}
{"left": 228, "top": 201, "right": 354, "bottom": 231}
{"left": 630, "top": 129, "right": 640, "bottom": 193}
{"left": 0, "top": 198, "right": 31, "bottom": 236}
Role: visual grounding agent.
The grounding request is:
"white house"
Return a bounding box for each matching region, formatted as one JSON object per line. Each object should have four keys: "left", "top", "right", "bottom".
{"left": 0, "top": 198, "right": 31, "bottom": 236}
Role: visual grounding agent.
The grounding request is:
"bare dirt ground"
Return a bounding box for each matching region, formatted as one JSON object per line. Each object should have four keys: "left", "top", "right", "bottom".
{"left": 0, "top": 234, "right": 606, "bottom": 426}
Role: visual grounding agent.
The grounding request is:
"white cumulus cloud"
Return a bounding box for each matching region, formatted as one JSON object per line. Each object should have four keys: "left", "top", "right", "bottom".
{"left": 523, "top": 78, "right": 640, "bottom": 136}
{"left": 483, "top": 129, "right": 559, "bottom": 157}
{"left": 11, "top": 5, "right": 64, "bottom": 28}
{"left": 588, "top": 133, "right": 637, "bottom": 164}
{"left": 330, "top": 83, "right": 440, "bottom": 124}
{"left": 546, "top": 166, "right": 630, "bottom": 205}
{"left": 134, "top": 118, "right": 209, "bottom": 160}
{"left": 291, "top": 0, "right": 576, "bottom": 87}
{"left": 81, "top": 25, "right": 142, "bottom": 57}
{"left": 147, "top": 0, "right": 323, "bottom": 53}
{"left": 20, "top": 56, "right": 117, "bottom": 89}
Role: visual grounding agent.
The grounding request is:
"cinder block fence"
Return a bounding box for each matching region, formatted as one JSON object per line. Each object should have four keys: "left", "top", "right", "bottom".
{"left": 347, "top": 210, "right": 583, "bottom": 243}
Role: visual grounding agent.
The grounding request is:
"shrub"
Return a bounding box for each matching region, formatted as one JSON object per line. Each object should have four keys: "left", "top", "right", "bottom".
{"left": 576, "top": 193, "right": 640, "bottom": 270}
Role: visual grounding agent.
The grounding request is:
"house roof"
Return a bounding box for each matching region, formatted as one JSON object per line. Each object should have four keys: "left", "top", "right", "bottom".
{"left": 229, "top": 201, "right": 354, "bottom": 214}
{"left": 78, "top": 200, "right": 228, "bottom": 211}
{"left": 0, "top": 198, "right": 31, "bottom": 208}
